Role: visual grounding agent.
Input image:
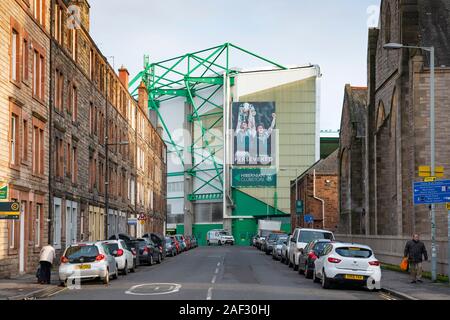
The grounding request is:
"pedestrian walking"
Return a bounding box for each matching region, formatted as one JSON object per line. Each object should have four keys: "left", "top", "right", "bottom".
{"left": 404, "top": 234, "right": 428, "bottom": 284}
{"left": 38, "top": 244, "right": 56, "bottom": 285}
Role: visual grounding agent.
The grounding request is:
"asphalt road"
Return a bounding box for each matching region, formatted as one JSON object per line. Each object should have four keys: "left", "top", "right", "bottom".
{"left": 46, "top": 246, "right": 389, "bottom": 300}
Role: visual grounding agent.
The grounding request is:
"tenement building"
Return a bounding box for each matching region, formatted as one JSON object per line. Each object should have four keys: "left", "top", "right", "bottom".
{"left": 49, "top": 0, "right": 166, "bottom": 254}
{"left": 0, "top": 0, "right": 167, "bottom": 277}
{"left": 338, "top": 0, "right": 450, "bottom": 273}
{"left": 0, "top": 0, "right": 51, "bottom": 277}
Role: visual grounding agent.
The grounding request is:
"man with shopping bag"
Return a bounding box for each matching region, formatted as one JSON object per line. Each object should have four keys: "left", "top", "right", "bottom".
{"left": 404, "top": 234, "right": 428, "bottom": 284}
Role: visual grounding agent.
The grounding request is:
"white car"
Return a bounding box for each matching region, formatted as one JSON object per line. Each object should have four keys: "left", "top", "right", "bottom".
{"left": 207, "top": 229, "right": 235, "bottom": 245}
{"left": 102, "top": 240, "right": 135, "bottom": 275}
{"left": 280, "top": 235, "right": 292, "bottom": 264}
{"left": 313, "top": 242, "right": 382, "bottom": 291}
{"left": 288, "top": 228, "right": 335, "bottom": 271}
{"left": 59, "top": 242, "right": 119, "bottom": 286}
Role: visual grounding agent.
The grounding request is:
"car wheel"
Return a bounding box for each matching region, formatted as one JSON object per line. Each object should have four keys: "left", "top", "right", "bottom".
{"left": 122, "top": 262, "right": 128, "bottom": 275}
{"left": 280, "top": 256, "right": 284, "bottom": 263}
{"left": 207, "top": 241, "right": 210, "bottom": 246}
{"left": 157, "top": 253, "right": 162, "bottom": 264}
{"left": 103, "top": 269, "right": 110, "bottom": 285}
{"left": 130, "top": 260, "right": 136, "bottom": 273}
{"left": 288, "top": 257, "right": 293, "bottom": 268}
{"left": 321, "top": 269, "right": 331, "bottom": 289}
{"left": 313, "top": 270, "right": 320, "bottom": 283}
{"left": 298, "top": 263, "right": 305, "bottom": 275}
{"left": 60, "top": 280, "right": 67, "bottom": 287}
{"left": 218, "top": 241, "right": 222, "bottom": 246}
{"left": 293, "top": 261, "right": 299, "bottom": 271}
{"left": 305, "top": 266, "right": 313, "bottom": 279}
{"left": 148, "top": 256, "right": 153, "bottom": 266}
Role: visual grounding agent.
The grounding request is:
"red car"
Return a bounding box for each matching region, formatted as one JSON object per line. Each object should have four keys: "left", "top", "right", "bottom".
{"left": 170, "top": 236, "right": 181, "bottom": 254}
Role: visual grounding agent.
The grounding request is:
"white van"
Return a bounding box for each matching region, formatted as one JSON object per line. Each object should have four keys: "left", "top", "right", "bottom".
{"left": 288, "top": 228, "right": 335, "bottom": 270}
{"left": 207, "top": 229, "right": 235, "bottom": 246}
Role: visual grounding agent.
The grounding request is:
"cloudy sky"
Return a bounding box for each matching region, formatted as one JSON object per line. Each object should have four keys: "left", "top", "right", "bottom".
{"left": 89, "top": 0, "right": 380, "bottom": 131}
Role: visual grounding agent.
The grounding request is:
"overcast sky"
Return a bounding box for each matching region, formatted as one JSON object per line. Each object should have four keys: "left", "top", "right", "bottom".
{"left": 89, "top": 0, "right": 381, "bottom": 131}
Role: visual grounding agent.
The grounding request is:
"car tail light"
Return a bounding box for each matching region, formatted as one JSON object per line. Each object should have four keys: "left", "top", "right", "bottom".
{"left": 369, "top": 260, "right": 380, "bottom": 266}
{"left": 116, "top": 249, "right": 124, "bottom": 257}
{"left": 60, "top": 256, "right": 69, "bottom": 264}
{"left": 143, "top": 247, "right": 149, "bottom": 254}
{"left": 308, "top": 251, "right": 317, "bottom": 260}
{"left": 95, "top": 254, "right": 105, "bottom": 261}
{"left": 327, "top": 257, "right": 341, "bottom": 264}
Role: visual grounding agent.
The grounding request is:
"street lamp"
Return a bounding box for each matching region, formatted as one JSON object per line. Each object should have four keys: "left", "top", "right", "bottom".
{"left": 384, "top": 43, "right": 437, "bottom": 282}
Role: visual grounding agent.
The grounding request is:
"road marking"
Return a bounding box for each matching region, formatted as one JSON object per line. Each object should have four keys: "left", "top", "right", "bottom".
{"left": 45, "top": 287, "right": 67, "bottom": 298}
{"left": 125, "top": 283, "right": 181, "bottom": 296}
{"left": 214, "top": 268, "right": 219, "bottom": 274}
{"left": 211, "top": 275, "right": 217, "bottom": 284}
{"left": 379, "top": 292, "right": 396, "bottom": 300}
{"left": 206, "top": 287, "right": 213, "bottom": 300}
{"left": 217, "top": 262, "right": 221, "bottom": 267}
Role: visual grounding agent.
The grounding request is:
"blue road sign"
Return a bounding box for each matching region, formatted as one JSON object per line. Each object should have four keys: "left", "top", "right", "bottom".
{"left": 304, "top": 215, "right": 314, "bottom": 224}
{"left": 413, "top": 180, "right": 450, "bottom": 205}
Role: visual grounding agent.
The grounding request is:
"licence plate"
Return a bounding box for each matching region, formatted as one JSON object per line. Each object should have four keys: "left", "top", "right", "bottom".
{"left": 345, "top": 274, "right": 364, "bottom": 280}
{"left": 76, "top": 264, "right": 91, "bottom": 270}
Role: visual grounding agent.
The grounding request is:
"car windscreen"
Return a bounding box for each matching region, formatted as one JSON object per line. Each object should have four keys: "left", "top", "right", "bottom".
{"left": 312, "top": 242, "right": 330, "bottom": 254}
{"left": 105, "top": 243, "right": 119, "bottom": 253}
{"left": 65, "top": 245, "right": 99, "bottom": 263}
{"left": 299, "top": 231, "right": 333, "bottom": 243}
{"left": 335, "top": 247, "right": 373, "bottom": 258}
{"left": 268, "top": 234, "right": 279, "bottom": 241}
{"left": 219, "top": 232, "right": 230, "bottom": 236}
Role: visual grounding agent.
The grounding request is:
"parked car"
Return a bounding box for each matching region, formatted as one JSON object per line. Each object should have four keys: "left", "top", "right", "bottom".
{"left": 175, "top": 234, "right": 187, "bottom": 251}
{"left": 264, "top": 232, "right": 287, "bottom": 255}
{"left": 190, "top": 236, "right": 198, "bottom": 248}
{"left": 280, "top": 235, "right": 292, "bottom": 264}
{"left": 170, "top": 236, "right": 181, "bottom": 253}
{"left": 207, "top": 230, "right": 235, "bottom": 245}
{"left": 252, "top": 235, "right": 259, "bottom": 247}
{"left": 272, "top": 235, "right": 289, "bottom": 260}
{"left": 297, "top": 239, "right": 332, "bottom": 278}
{"left": 143, "top": 233, "right": 166, "bottom": 260}
{"left": 258, "top": 237, "right": 266, "bottom": 251}
{"left": 109, "top": 234, "right": 139, "bottom": 268}
{"left": 313, "top": 242, "right": 381, "bottom": 291}
{"left": 185, "top": 236, "right": 192, "bottom": 250}
{"left": 165, "top": 236, "right": 177, "bottom": 257}
{"left": 288, "top": 228, "right": 335, "bottom": 271}
{"left": 135, "top": 238, "right": 162, "bottom": 265}
{"left": 102, "top": 240, "right": 135, "bottom": 275}
{"left": 59, "top": 242, "right": 119, "bottom": 286}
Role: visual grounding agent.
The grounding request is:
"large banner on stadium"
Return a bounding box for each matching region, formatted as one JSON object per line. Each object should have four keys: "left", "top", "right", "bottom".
{"left": 232, "top": 102, "right": 276, "bottom": 166}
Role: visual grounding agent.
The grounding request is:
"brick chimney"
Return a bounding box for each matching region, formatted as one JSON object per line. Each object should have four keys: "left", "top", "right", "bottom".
{"left": 138, "top": 81, "right": 148, "bottom": 110}
{"left": 118, "top": 66, "right": 129, "bottom": 90}
{"left": 69, "top": 0, "right": 90, "bottom": 32}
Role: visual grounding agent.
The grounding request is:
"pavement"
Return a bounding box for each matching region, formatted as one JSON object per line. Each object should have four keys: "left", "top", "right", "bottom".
{"left": 0, "top": 247, "right": 448, "bottom": 300}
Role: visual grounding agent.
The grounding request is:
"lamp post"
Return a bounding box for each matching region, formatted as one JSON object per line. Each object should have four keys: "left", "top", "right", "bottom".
{"left": 384, "top": 43, "right": 437, "bottom": 282}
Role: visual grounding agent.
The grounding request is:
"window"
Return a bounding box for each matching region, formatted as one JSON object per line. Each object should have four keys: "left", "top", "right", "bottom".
{"left": 89, "top": 154, "right": 95, "bottom": 191}
{"left": 89, "top": 102, "right": 94, "bottom": 134}
{"left": 10, "top": 113, "right": 19, "bottom": 167}
{"left": 70, "top": 29, "right": 77, "bottom": 61}
{"left": 22, "top": 118, "right": 28, "bottom": 163}
{"left": 22, "top": 34, "right": 29, "bottom": 82}
{"left": 71, "top": 145, "right": 77, "bottom": 184}
{"left": 66, "top": 142, "right": 71, "bottom": 178}
{"left": 54, "top": 2, "right": 63, "bottom": 44}
{"left": 35, "top": 204, "right": 42, "bottom": 247}
{"left": 69, "top": 84, "right": 78, "bottom": 122}
{"left": 298, "top": 230, "right": 334, "bottom": 243}
{"left": 33, "top": 0, "right": 45, "bottom": 27}
{"left": 89, "top": 49, "right": 94, "bottom": 80}
{"left": 54, "top": 69, "right": 63, "bottom": 112}
{"left": 32, "top": 44, "right": 46, "bottom": 101}
{"left": 32, "top": 117, "right": 45, "bottom": 176}
{"left": 335, "top": 247, "right": 373, "bottom": 259}
{"left": 55, "top": 136, "right": 63, "bottom": 178}
{"left": 11, "top": 28, "right": 20, "bottom": 83}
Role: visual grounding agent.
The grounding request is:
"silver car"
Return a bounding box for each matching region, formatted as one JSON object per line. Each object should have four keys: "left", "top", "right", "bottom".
{"left": 272, "top": 236, "right": 288, "bottom": 260}
{"left": 280, "top": 235, "right": 292, "bottom": 264}
{"left": 59, "top": 242, "right": 119, "bottom": 286}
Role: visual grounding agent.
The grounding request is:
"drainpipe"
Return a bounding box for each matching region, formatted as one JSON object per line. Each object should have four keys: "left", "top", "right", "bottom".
{"left": 313, "top": 169, "right": 326, "bottom": 229}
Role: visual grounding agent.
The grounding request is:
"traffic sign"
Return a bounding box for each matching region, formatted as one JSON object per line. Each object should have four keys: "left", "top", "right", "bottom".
{"left": 127, "top": 218, "right": 138, "bottom": 225}
{"left": 424, "top": 177, "right": 437, "bottom": 182}
{"left": 138, "top": 213, "right": 147, "bottom": 221}
{"left": 0, "top": 202, "right": 20, "bottom": 220}
{"left": 418, "top": 166, "right": 444, "bottom": 178}
{"left": 413, "top": 180, "right": 450, "bottom": 205}
{"left": 0, "top": 183, "right": 8, "bottom": 200}
{"left": 304, "top": 215, "right": 314, "bottom": 224}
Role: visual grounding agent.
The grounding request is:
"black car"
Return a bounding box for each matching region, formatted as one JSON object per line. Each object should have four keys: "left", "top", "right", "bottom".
{"left": 264, "top": 233, "right": 287, "bottom": 255}
{"left": 135, "top": 238, "right": 162, "bottom": 266}
{"left": 143, "top": 233, "right": 166, "bottom": 260}
{"left": 164, "top": 237, "right": 177, "bottom": 257}
{"left": 298, "top": 239, "right": 332, "bottom": 278}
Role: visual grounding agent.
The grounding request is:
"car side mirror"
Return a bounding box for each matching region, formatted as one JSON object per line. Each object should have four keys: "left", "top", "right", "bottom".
{"left": 283, "top": 241, "right": 287, "bottom": 245}
{"left": 290, "top": 238, "right": 295, "bottom": 243}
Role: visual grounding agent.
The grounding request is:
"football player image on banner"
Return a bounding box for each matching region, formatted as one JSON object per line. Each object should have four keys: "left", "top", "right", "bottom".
{"left": 232, "top": 102, "right": 276, "bottom": 166}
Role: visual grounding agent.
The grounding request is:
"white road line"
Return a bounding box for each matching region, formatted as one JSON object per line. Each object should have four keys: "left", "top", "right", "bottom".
{"left": 206, "top": 287, "right": 213, "bottom": 300}
{"left": 215, "top": 268, "right": 219, "bottom": 274}
{"left": 217, "top": 262, "right": 221, "bottom": 267}
{"left": 211, "top": 275, "right": 217, "bottom": 284}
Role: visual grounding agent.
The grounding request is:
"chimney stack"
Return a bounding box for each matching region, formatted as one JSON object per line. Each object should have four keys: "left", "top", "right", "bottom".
{"left": 119, "top": 66, "right": 129, "bottom": 90}
{"left": 138, "top": 81, "right": 148, "bottom": 111}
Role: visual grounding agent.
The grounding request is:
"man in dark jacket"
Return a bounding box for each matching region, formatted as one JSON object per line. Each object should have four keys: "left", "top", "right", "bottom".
{"left": 404, "top": 234, "right": 428, "bottom": 283}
